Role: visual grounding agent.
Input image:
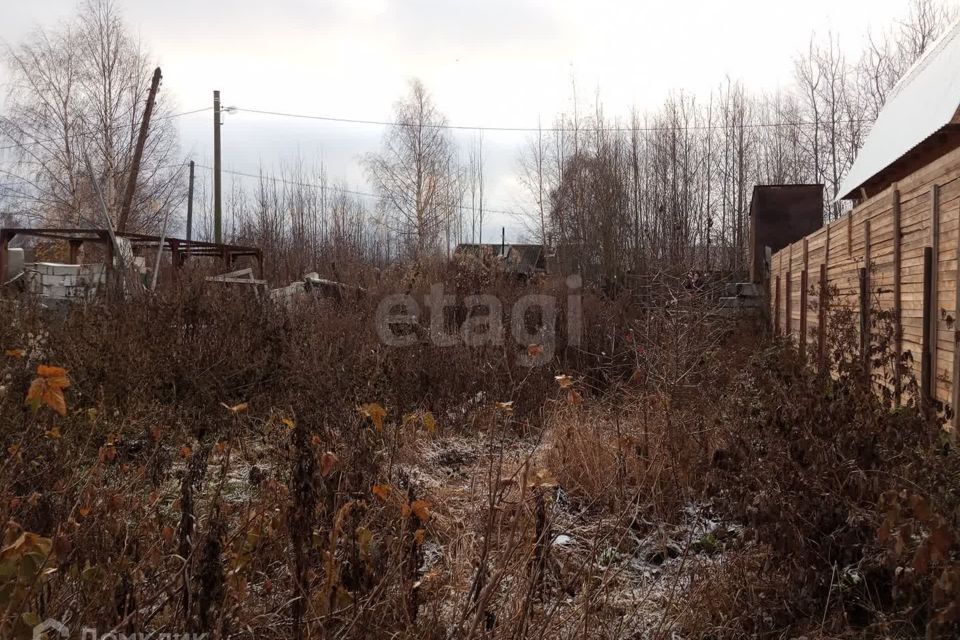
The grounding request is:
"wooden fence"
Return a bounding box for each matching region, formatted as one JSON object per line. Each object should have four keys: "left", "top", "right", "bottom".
{"left": 769, "top": 145, "right": 960, "bottom": 423}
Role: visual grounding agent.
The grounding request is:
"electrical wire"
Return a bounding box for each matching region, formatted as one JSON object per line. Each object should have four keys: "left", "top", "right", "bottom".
{"left": 190, "top": 163, "right": 526, "bottom": 217}
{"left": 231, "top": 105, "right": 871, "bottom": 134}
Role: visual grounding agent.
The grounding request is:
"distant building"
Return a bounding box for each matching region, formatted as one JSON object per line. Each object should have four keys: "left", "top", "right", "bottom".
{"left": 453, "top": 242, "right": 547, "bottom": 277}
{"left": 453, "top": 243, "right": 507, "bottom": 260}
{"left": 749, "top": 184, "right": 824, "bottom": 283}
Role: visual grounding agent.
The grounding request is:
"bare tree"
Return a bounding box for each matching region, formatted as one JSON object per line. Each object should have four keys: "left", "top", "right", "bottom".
{"left": 0, "top": 0, "right": 182, "bottom": 232}
{"left": 365, "top": 79, "right": 459, "bottom": 260}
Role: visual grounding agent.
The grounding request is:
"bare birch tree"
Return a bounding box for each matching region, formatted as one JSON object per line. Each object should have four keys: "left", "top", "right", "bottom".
{"left": 0, "top": 0, "right": 182, "bottom": 231}
{"left": 365, "top": 79, "right": 458, "bottom": 260}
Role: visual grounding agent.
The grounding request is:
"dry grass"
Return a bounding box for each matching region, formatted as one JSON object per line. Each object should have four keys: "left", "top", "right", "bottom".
{"left": 2, "top": 269, "right": 957, "bottom": 639}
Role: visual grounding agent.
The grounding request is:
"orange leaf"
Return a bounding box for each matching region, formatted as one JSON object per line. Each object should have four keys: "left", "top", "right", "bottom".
{"left": 161, "top": 525, "right": 175, "bottom": 544}
{"left": 554, "top": 374, "right": 573, "bottom": 389}
{"left": 414, "top": 529, "right": 426, "bottom": 544}
{"left": 37, "top": 365, "right": 68, "bottom": 381}
{"left": 527, "top": 344, "right": 543, "bottom": 357}
{"left": 411, "top": 500, "right": 430, "bottom": 523}
{"left": 179, "top": 445, "right": 193, "bottom": 459}
{"left": 26, "top": 377, "right": 67, "bottom": 416}
{"left": 372, "top": 484, "right": 392, "bottom": 501}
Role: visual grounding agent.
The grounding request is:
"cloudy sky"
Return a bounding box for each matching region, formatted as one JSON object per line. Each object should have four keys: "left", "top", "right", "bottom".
{"left": 1, "top": 0, "right": 917, "bottom": 240}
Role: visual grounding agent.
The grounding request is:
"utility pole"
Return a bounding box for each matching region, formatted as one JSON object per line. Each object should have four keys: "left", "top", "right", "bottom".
{"left": 213, "top": 90, "right": 222, "bottom": 244}
{"left": 186, "top": 160, "right": 195, "bottom": 242}
{"left": 118, "top": 67, "right": 162, "bottom": 233}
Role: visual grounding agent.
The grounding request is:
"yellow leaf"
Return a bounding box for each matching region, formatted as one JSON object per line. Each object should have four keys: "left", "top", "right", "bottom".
{"left": 4, "top": 349, "right": 24, "bottom": 358}
{"left": 359, "top": 403, "right": 387, "bottom": 432}
{"left": 422, "top": 412, "right": 437, "bottom": 434}
{"left": 281, "top": 417, "right": 295, "bottom": 429}
{"left": 411, "top": 500, "right": 431, "bottom": 523}
{"left": 356, "top": 527, "right": 374, "bottom": 559}
{"left": 554, "top": 374, "right": 573, "bottom": 389}
{"left": 372, "top": 484, "right": 392, "bottom": 501}
{"left": 495, "top": 401, "right": 514, "bottom": 413}
{"left": 45, "top": 426, "right": 61, "bottom": 440}
{"left": 320, "top": 451, "right": 339, "bottom": 478}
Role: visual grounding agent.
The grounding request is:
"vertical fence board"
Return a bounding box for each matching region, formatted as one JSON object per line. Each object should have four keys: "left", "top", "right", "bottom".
{"left": 800, "top": 269, "right": 808, "bottom": 361}
{"left": 819, "top": 263, "right": 828, "bottom": 372}
{"left": 923, "top": 246, "right": 934, "bottom": 402}
{"left": 893, "top": 186, "right": 903, "bottom": 405}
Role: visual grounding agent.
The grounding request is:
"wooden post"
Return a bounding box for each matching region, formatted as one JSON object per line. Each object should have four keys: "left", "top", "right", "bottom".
{"left": 922, "top": 246, "right": 934, "bottom": 403}
{"left": 892, "top": 187, "right": 903, "bottom": 405}
{"left": 186, "top": 160, "right": 195, "bottom": 242}
{"left": 825, "top": 221, "right": 831, "bottom": 263}
{"left": 847, "top": 214, "right": 853, "bottom": 255}
{"left": 818, "top": 263, "right": 828, "bottom": 372}
{"left": 862, "top": 219, "right": 872, "bottom": 373}
{"left": 214, "top": 90, "right": 223, "bottom": 244}
{"left": 118, "top": 67, "right": 162, "bottom": 233}
{"left": 800, "top": 268, "right": 808, "bottom": 361}
{"left": 774, "top": 275, "right": 781, "bottom": 335}
{"left": 860, "top": 267, "right": 869, "bottom": 372}
{"left": 929, "top": 184, "right": 941, "bottom": 403}
{"left": 802, "top": 239, "right": 809, "bottom": 358}
{"left": 953, "top": 223, "right": 960, "bottom": 434}
{"left": 68, "top": 240, "right": 82, "bottom": 265}
{"left": 0, "top": 230, "right": 10, "bottom": 283}
{"left": 786, "top": 270, "right": 793, "bottom": 338}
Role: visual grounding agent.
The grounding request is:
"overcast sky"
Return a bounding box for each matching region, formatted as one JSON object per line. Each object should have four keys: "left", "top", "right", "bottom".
{"left": 0, "top": 0, "right": 919, "bottom": 240}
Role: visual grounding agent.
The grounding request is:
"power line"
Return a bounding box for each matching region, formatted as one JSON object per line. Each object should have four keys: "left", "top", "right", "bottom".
{"left": 0, "top": 106, "right": 213, "bottom": 153}
{"left": 232, "top": 105, "right": 872, "bottom": 134}
{"left": 190, "top": 162, "right": 526, "bottom": 217}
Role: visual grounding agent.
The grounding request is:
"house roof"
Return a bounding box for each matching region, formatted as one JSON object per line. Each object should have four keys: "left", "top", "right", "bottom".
{"left": 838, "top": 18, "right": 960, "bottom": 200}
{"left": 505, "top": 244, "right": 545, "bottom": 274}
